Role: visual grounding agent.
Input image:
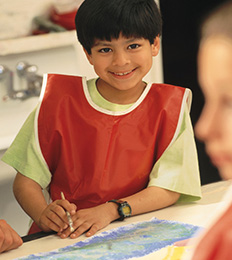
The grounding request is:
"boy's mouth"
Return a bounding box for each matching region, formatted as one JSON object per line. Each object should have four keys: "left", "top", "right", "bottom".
{"left": 114, "top": 70, "right": 132, "bottom": 76}
{"left": 111, "top": 68, "right": 136, "bottom": 76}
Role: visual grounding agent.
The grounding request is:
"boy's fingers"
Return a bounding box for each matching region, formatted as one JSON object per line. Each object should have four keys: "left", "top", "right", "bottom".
{"left": 70, "top": 204, "right": 77, "bottom": 215}
{"left": 58, "top": 226, "right": 73, "bottom": 239}
{"left": 41, "top": 200, "right": 76, "bottom": 235}
{"left": 40, "top": 204, "right": 68, "bottom": 232}
{"left": 59, "top": 219, "right": 86, "bottom": 239}
{"left": 69, "top": 222, "right": 99, "bottom": 239}
{"left": 57, "top": 200, "right": 77, "bottom": 215}
{"left": 40, "top": 215, "right": 67, "bottom": 233}
{"left": 50, "top": 203, "right": 73, "bottom": 226}
{"left": 86, "top": 224, "right": 99, "bottom": 237}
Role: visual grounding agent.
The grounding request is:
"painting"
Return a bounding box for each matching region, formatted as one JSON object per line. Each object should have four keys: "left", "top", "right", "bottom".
{"left": 17, "top": 218, "right": 201, "bottom": 260}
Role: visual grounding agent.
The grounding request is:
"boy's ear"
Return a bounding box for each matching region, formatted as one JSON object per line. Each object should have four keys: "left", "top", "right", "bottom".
{"left": 83, "top": 47, "right": 94, "bottom": 65}
{"left": 151, "top": 36, "right": 160, "bottom": 57}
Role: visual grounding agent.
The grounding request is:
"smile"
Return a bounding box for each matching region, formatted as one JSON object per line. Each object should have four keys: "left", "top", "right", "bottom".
{"left": 112, "top": 68, "right": 136, "bottom": 76}
{"left": 114, "top": 71, "right": 132, "bottom": 76}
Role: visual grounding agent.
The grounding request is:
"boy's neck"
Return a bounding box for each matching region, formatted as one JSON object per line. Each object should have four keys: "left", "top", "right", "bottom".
{"left": 96, "top": 79, "right": 147, "bottom": 105}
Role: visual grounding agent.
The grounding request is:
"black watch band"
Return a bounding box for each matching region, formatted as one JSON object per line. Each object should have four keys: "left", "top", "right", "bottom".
{"left": 108, "top": 199, "right": 132, "bottom": 221}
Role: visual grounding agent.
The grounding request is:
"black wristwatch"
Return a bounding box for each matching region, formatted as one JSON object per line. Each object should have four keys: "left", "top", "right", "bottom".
{"left": 108, "top": 199, "right": 132, "bottom": 221}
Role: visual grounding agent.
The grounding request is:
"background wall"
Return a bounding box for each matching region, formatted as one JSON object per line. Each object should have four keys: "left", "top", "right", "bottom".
{"left": 0, "top": 0, "right": 53, "bottom": 40}
{"left": 160, "top": 0, "right": 228, "bottom": 185}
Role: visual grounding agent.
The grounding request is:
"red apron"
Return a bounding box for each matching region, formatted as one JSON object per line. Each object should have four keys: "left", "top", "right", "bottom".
{"left": 29, "top": 74, "right": 187, "bottom": 234}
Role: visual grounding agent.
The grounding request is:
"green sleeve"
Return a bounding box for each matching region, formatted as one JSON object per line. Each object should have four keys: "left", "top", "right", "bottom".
{"left": 148, "top": 105, "right": 202, "bottom": 202}
{"left": 1, "top": 107, "right": 51, "bottom": 189}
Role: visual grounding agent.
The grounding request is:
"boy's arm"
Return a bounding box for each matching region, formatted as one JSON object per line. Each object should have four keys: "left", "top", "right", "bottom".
{"left": 121, "top": 186, "right": 180, "bottom": 215}
{"left": 13, "top": 172, "right": 50, "bottom": 231}
{"left": 60, "top": 186, "right": 180, "bottom": 239}
{"left": 13, "top": 172, "right": 76, "bottom": 233}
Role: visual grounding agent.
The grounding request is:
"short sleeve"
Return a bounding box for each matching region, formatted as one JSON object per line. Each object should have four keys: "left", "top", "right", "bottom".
{"left": 1, "top": 107, "right": 51, "bottom": 189}
{"left": 148, "top": 104, "right": 202, "bottom": 202}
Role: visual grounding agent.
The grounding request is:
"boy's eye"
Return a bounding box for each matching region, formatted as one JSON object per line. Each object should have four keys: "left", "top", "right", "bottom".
{"left": 99, "top": 48, "right": 112, "bottom": 53}
{"left": 128, "top": 44, "right": 140, "bottom": 49}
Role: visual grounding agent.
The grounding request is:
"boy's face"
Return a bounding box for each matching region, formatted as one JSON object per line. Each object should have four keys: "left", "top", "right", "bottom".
{"left": 84, "top": 34, "right": 160, "bottom": 104}
{"left": 195, "top": 37, "right": 232, "bottom": 180}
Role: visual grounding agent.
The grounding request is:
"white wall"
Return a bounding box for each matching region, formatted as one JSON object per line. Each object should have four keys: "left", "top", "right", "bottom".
{"left": 0, "top": 0, "right": 53, "bottom": 40}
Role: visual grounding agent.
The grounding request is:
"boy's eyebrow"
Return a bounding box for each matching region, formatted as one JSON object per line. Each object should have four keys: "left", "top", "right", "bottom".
{"left": 126, "top": 38, "right": 143, "bottom": 43}
{"left": 93, "top": 41, "right": 112, "bottom": 47}
{"left": 93, "top": 38, "right": 143, "bottom": 47}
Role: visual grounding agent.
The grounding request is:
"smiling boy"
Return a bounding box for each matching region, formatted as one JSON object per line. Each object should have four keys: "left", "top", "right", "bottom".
{"left": 83, "top": 35, "right": 159, "bottom": 104}
{"left": 2, "top": 0, "right": 201, "bottom": 239}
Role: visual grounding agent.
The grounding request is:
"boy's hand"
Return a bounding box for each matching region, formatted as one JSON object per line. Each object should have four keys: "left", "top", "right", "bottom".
{"left": 38, "top": 199, "right": 76, "bottom": 233}
{"left": 58, "top": 202, "right": 119, "bottom": 239}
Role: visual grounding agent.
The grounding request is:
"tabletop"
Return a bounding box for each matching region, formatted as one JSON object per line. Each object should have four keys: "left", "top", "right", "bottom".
{"left": 1, "top": 180, "right": 230, "bottom": 260}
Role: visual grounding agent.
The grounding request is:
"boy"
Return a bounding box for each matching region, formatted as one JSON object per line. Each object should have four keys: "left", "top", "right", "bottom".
{"left": 2, "top": 0, "right": 201, "bottom": 239}
{"left": 188, "top": 1, "right": 232, "bottom": 259}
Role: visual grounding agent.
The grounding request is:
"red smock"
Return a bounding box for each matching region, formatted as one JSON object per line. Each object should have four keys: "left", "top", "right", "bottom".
{"left": 29, "top": 74, "right": 187, "bottom": 234}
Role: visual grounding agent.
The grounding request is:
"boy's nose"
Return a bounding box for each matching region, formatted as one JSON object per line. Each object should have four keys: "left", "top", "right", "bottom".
{"left": 112, "top": 51, "right": 130, "bottom": 66}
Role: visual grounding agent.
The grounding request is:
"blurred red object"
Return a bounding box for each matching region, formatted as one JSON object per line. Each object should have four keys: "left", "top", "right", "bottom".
{"left": 32, "top": 29, "right": 50, "bottom": 35}
{"left": 50, "top": 8, "right": 77, "bottom": 30}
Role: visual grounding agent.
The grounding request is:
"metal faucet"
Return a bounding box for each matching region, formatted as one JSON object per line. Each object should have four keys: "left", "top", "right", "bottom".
{"left": 0, "top": 62, "right": 43, "bottom": 101}
{"left": 16, "top": 61, "right": 43, "bottom": 98}
{"left": 0, "top": 65, "right": 17, "bottom": 100}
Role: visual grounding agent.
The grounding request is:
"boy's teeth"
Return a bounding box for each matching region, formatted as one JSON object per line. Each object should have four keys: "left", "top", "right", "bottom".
{"left": 114, "top": 70, "right": 132, "bottom": 76}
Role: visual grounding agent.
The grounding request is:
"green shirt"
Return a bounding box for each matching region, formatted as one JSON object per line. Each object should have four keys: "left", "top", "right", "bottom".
{"left": 2, "top": 78, "right": 202, "bottom": 202}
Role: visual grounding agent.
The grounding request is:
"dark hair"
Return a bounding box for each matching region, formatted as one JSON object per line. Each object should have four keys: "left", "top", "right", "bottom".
{"left": 75, "top": 0, "right": 162, "bottom": 54}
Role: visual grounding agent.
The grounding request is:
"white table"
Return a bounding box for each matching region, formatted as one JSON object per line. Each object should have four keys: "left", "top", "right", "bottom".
{"left": 1, "top": 180, "right": 230, "bottom": 260}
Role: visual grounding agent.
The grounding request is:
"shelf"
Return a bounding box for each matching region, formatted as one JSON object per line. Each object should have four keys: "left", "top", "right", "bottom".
{"left": 0, "top": 30, "right": 77, "bottom": 56}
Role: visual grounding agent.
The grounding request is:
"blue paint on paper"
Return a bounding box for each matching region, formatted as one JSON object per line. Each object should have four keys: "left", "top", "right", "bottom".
{"left": 17, "top": 218, "right": 202, "bottom": 260}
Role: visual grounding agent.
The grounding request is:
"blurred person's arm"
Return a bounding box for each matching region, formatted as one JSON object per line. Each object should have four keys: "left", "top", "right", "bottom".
{"left": 0, "top": 219, "right": 23, "bottom": 253}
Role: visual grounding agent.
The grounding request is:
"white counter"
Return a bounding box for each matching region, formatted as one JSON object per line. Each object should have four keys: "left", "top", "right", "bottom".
{"left": 1, "top": 180, "right": 230, "bottom": 260}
